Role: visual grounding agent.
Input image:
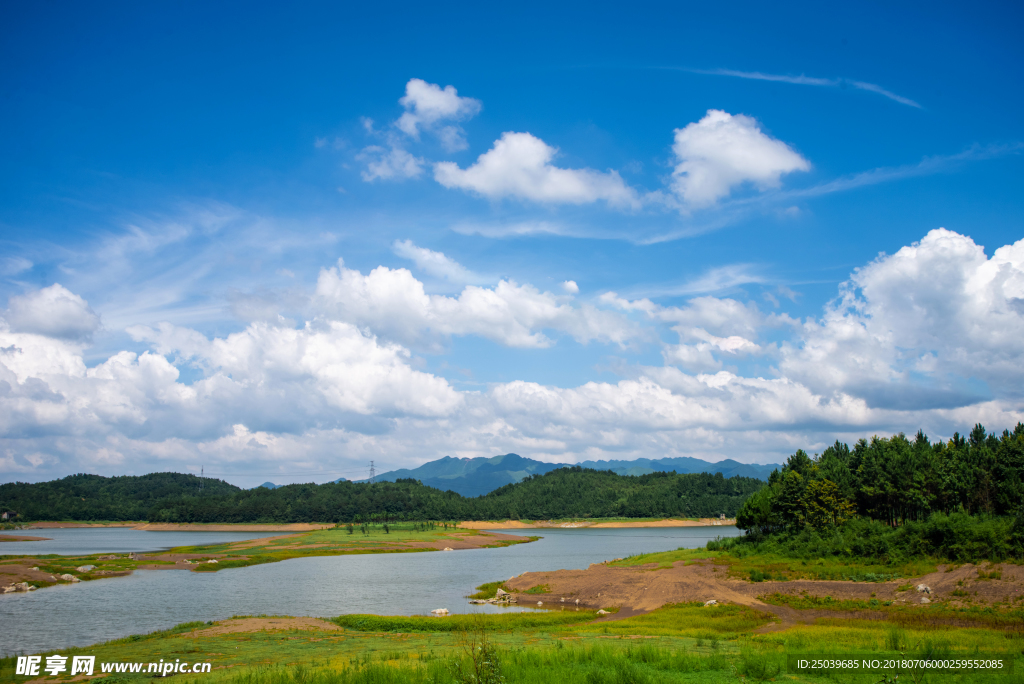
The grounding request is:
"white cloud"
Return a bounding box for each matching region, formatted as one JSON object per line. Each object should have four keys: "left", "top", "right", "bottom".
{"left": 392, "top": 240, "right": 482, "bottom": 284}
{"left": 396, "top": 78, "right": 482, "bottom": 151}
{"left": 358, "top": 144, "right": 424, "bottom": 181}
{"left": 5, "top": 230, "right": 1024, "bottom": 485}
{"left": 779, "top": 228, "right": 1024, "bottom": 406}
{"left": 5, "top": 284, "right": 101, "bottom": 340}
{"left": 561, "top": 280, "right": 579, "bottom": 294}
{"left": 313, "top": 260, "right": 640, "bottom": 350}
{"left": 670, "top": 110, "right": 810, "bottom": 207}
{"left": 434, "top": 132, "right": 641, "bottom": 208}
{"left": 130, "top": 319, "right": 461, "bottom": 418}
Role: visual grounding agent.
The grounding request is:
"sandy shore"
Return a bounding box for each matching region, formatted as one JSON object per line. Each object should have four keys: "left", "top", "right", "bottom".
{"left": 459, "top": 518, "right": 736, "bottom": 529}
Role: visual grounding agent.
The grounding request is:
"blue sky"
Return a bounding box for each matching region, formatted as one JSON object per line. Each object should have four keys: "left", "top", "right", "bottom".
{"left": 1, "top": 1, "right": 1022, "bottom": 485}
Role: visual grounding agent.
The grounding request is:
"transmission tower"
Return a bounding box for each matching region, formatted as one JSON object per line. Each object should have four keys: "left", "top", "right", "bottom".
{"left": 369, "top": 460, "right": 376, "bottom": 485}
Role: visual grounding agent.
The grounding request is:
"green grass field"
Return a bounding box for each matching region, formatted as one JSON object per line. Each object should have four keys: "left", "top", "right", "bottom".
{"left": 3, "top": 601, "right": 1021, "bottom": 683}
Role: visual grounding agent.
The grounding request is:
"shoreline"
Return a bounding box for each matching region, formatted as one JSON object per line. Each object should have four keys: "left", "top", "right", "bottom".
{"left": 23, "top": 521, "right": 335, "bottom": 531}
{"left": 0, "top": 534, "right": 51, "bottom": 542}
{"left": 19, "top": 517, "right": 737, "bottom": 532}
{"left": 0, "top": 528, "right": 532, "bottom": 592}
{"left": 458, "top": 517, "right": 736, "bottom": 529}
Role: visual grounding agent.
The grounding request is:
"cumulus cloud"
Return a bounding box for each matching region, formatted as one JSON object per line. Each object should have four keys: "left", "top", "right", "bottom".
{"left": 396, "top": 78, "right": 482, "bottom": 151}
{"left": 5, "top": 230, "right": 1024, "bottom": 484}
{"left": 313, "top": 260, "right": 639, "bottom": 349}
{"left": 392, "top": 240, "right": 482, "bottom": 284}
{"left": 5, "top": 284, "right": 101, "bottom": 340}
{"left": 434, "top": 132, "right": 641, "bottom": 208}
{"left": 670, "top": 110, "right": 810, "bottom": 207}
{"left": 779, "top": 228, "right": 1024, "bottom": 407}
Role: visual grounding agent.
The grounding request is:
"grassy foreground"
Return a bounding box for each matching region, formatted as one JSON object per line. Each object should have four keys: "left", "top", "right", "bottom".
{"left": 3, "top": 602, "right": 1021, "bottom": 683}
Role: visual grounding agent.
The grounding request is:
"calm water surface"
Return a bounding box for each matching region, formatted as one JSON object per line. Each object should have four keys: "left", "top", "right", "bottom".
{"left": 1, "top": 525, "right": 741, "bottom": 656}
{"left": 2, "top": 528, "right": 284, "bottom": 556}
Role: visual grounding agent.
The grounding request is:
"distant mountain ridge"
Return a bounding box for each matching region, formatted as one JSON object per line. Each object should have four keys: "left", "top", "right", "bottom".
{"left": 361, "top": 453, "right": 779, "bottom": 497}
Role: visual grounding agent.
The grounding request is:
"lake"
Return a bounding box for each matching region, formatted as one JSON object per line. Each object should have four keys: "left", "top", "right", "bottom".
{"left": 1, "top": 525, "right": 741, "bottom": 656}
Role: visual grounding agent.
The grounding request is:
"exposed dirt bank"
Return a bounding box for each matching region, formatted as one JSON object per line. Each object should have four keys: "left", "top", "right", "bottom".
{"left": 195, "top": 616, "right": 343, "bottom": 636}
{"left": 0, "top": 534, "right": 50, "bottom": 542}
{"left": 459, "top": 518, "right": 735, "bottom": 529}
{"left": 24, "top": 522, "right": 139, "bottom": 528}
{"left": 501, "top": 559, "right": 1024, "bottom": 628}
{"left": 23, "top": 522, "right": 335, "bottom": 532}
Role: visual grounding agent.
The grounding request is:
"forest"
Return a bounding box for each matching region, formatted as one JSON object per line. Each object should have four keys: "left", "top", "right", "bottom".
{"left": 0, "top": 467, "right": 762, "bottom": 523}
{"left": 733, "top": 423, "right": 1024, "bottom": 562}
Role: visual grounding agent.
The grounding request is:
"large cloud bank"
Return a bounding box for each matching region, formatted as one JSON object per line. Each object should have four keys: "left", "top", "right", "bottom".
{"left": 2, "top": 229, "right": 1022, "bottom": 484}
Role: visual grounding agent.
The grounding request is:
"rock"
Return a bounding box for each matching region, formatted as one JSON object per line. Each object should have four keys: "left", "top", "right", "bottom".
{"left": 537, "top": 601, "right": 543, "bottom": 606}
{"left": 916, "top": 584, "right": 931, "bottom": 594}
{"left": 597, "top": 609, "right": 610, "bottom": 615}
{"left": 207, "top": 559, "right": 218, "bottom": 564}
{"left": 575, "top": 599, "right": 579, "bottom": 605}
{"left": 431, "top": 608, "right": 449, "bottom": 615}
{"left": 1, "top": 585, "right": 14, "bottom": 593}
{"left": 495, "top": 588, "right": 510, "bottom": 600}
{"left": 442, "top": 547, "right": 454, "bottom": 551}
{"left": 13, "top": 582, "right": 35, "bottom": 591}
{"left": 704, "top": 599, "right": 718, "bottom": 607}
{"left": 59, "top": 574, "right": 80, "bottom": 583}
{"left": 76, "top": 565, "right": 96, "bottom": 573}
{"left": 468, "top": 599, "right": 487, "bottom": 604}
{"left": 29, "top": 567, "right": 38, "bottom": 571}
{"left": 920, "top": 597, "right": 931, "bottom": 604}
{"left": 97, "top": 555, "right": 117, "bottom": 560}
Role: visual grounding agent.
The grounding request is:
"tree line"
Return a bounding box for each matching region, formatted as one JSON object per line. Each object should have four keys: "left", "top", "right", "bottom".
{"left": 734, "top": 423, "right": 1024, "bottom": 562}
{"left": 0, "top": 467, "right": 763, "bottom": 523}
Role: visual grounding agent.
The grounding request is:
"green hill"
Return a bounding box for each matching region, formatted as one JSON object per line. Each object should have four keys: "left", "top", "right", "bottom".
{"left": 0, "top": 468, "right": 763, "bottom": 523}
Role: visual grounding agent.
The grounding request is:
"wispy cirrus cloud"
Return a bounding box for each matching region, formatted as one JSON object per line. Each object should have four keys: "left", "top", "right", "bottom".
{"left": 683, "top": 67, "right": 922, "bottom": 109}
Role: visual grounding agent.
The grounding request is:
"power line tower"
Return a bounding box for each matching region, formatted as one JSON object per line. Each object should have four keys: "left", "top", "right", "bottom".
{"left": 199, "top": 466, "right": 204, "bottom": 493}
{"left": 369, "top": 460, "right": 376, "bottom": 485}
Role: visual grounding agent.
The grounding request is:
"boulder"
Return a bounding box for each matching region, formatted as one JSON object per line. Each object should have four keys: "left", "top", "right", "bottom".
{"left": 495, "top": 588, "right": 510, "bottom": 600}
{"left": 431, "top": 608, "right": 449, "bottom": 615}
{"left": 597, "top": 609, "right": 610, "bottom": 615}
{"left": 59, "top": 574, "right": 80, "bottom": 583}
{"left": 76, "top": 565, "right": 95, "bottom": 573}
{"left": 442, "top": 547, "right": 454, "bottom": 551}
{"left": 537, "top": 601, "right": 543, "bottom": 606}
{"left": 916, "top": 584, "right": 931, "bottom": 594}
{"left": 704, "top": 599, "right": 718, "bottom": 607}
{"left": 920, "top": 597, "right": 931, "bottom": 604}
{"left": 97, "top": 555, "right": 117, "bottom": 560}
{"left": 468, "top": 599, "right": 487, "bottom": 604}
{"left": 12, "top": 582, "right": 36, "bottom": 591}
{"left": 1, "top": 585, "right": 14, "bottom": 593}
